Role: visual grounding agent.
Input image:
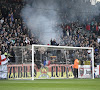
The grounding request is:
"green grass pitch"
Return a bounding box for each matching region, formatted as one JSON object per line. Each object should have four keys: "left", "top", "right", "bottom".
{"left": 0, "top": 79, "right": 100, "bottom": 90}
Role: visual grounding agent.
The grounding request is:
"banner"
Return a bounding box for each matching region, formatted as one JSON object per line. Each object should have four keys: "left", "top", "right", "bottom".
{"left": 0, "top": 54, "right": 7, "bottom": 65}
{"left": 0, "top": 65, "right": 8, "bottom": 79}
{"left": 0, "top": 65, "right": 7, "bottom": 71}
{"left": 7, "top": 64, "right": 74, "bottom": 79}
{"left": 7, "top": 64, "right": 100, "bottom": 79}
{"left": 94, "top": 65, "right": 99, "bottom": 77}
{"left": 78, "top": 65, "right": 99, "bottom": 78}
{"left": 0, "top": 54, "right": 8, "bottom": 79}
{"left": 0, "top": 72, "right": 7, "bottom": 79}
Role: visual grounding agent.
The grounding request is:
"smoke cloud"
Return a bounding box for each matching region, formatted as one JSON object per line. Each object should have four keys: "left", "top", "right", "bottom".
{"left": 21, "top": 0, "right": 62, "bottom": 44}
{"left": 21, "top": 0, "right": 100, "bottom": 44}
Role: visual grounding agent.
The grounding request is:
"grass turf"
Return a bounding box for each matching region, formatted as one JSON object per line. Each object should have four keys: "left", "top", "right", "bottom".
{"left": 0, "top": 79, "right": 100, "bottom": 90}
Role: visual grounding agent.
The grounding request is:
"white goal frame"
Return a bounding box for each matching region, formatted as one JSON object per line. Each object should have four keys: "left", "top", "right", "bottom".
{"left": 32, "top": 45, "right": 94, "bottom": 80}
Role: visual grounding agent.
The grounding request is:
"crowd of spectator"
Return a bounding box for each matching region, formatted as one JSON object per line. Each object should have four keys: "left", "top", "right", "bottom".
{"left": 0, "top": 0, "right": 39, "bottom": 62}
{"left": 0, "top": 0, "right": 100, "bottom": 64}
{"left": 58, "top": 19, "right": 100, "bottom": 64}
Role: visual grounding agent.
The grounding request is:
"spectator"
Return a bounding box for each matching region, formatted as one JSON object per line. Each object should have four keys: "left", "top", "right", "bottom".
{"left": 86, "top": 23, "right": 90, "bottom": 31}
{"left": 51, "top": 39, "right": 59, "bottom": 46}
{"left": 0, "top": 0, "right": 100, "bottom": 65}
{"left": 97, "top": 36, "right": 100, "bottom": 44}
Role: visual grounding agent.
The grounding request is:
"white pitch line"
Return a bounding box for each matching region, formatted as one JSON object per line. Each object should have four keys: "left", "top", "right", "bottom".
{"left": 0, "top": 81, "right": 76, "bottom": 84}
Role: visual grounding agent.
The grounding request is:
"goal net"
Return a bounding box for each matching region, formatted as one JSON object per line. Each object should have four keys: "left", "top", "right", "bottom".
{"left": 32, "top": 45, "right": 94, "bottom": 80}
{"left": 7, "top": 45, "right": 94, "bottom": 80}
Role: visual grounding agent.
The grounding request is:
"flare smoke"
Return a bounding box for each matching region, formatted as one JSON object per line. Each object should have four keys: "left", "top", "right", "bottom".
{"left": 21, "top": 0, "right": 100, "bottom": 44}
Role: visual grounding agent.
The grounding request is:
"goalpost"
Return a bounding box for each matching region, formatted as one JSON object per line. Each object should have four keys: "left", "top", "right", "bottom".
{"left": 7, "top": 45, "right": 94, "bottom": 80}
{"left": 32, "top": 45, "right": 94, "bottom": 80}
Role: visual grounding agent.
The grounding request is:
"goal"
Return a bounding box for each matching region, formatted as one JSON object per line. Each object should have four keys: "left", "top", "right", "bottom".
{"left": 32, "top": 45, "right": 94, "bottom": 80}
{"left": 7, "top": 45, "right": 94, "bottom": 80}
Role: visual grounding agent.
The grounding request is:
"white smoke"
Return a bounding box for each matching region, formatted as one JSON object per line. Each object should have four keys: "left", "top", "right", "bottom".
{"left": 21, "top": 0, "right": 100, "bottom": 44}
{"left": 21, "top": 0, "right": 62, "bottom": 44}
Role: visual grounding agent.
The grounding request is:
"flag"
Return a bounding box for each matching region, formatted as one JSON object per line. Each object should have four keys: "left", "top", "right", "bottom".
{"left": 43, "top": 60, "right": 51, "bottom": 66}
{"left": 0, "top": 54, "right": 7, "bottom": 65}
{"left": 0, "top": 54, "right": 8, "bottom": 79}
